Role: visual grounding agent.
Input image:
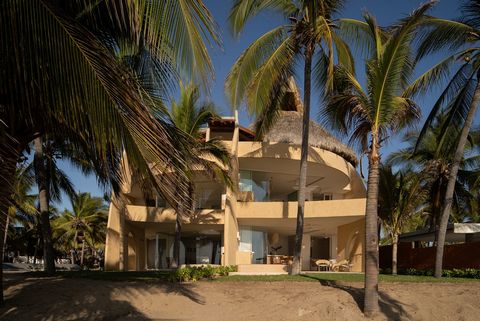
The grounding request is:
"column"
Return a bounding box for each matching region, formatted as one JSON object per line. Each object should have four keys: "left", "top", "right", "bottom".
{"left": 224, "top": 110, "right": 240, "bottom": 266}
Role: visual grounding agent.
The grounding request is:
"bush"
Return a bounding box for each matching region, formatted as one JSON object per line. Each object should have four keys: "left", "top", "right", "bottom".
{"left": 381, "top": 268, "right": 480, "bottom": 279}
{"left": 168, "top": 265, "right": 237, "bottom": 282}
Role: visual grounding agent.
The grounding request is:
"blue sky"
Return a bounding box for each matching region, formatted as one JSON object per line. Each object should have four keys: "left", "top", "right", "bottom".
{"left": 57, "top": 0, "right": 465, "bottom": 210}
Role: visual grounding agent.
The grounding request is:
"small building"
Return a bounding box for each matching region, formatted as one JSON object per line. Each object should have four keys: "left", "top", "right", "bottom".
{"left": 399, "top": 223, "right": 480, "bottom": 246}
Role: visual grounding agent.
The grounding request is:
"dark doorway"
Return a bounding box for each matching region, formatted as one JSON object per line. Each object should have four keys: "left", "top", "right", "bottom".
{"left": 183, "top": 237, "right": 197, "bottom": 264}
{"left": 311, "top": 237, "right": 330, "bottom": 259}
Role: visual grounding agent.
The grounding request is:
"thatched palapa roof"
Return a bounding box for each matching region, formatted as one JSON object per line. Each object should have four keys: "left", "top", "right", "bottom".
{"left": 262, "top": 111, "right": 358, "bottom": 166}
{"left": 261, "top": 78, "right": 358, "bottom": 167}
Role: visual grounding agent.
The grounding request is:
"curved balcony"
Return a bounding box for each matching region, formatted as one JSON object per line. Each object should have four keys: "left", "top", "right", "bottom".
{"left": 237, "top": 142, "right": 359, "bottom": 193}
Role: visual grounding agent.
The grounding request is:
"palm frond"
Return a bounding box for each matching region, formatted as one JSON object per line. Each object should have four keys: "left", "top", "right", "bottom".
{"left": 404, "top": 54, "right": 457, "bottom": 98}
{"left": 245, "top": 35, "right": 298, "bottom": 117}
{"left": 1, "top": 0, "right": 199, "bottom": 210}
{"left": 435, "top": 78, "right": 477, "bottom": 156}
{"left": 331, "top": 32, "right": 355, "bottom": 75}
{"left": 336, "top": 18, "right": 377, "bottom": 57}
{"left": 416, "top": 18, "right": 476, "bottom": 60}
{"left": 225, "top": 26, "right": 291, "bottom": 109}
{"left": 462, "top": 0, "right": 480, "bottom": 30}
{"left": 415, "top": 62, "right": 476, "bottom": 151}
{"left": 371, "top": 2, "right": 434, "bottom": 130}
{"left": 229, "top": 0, "right": 297, "bottom": 36}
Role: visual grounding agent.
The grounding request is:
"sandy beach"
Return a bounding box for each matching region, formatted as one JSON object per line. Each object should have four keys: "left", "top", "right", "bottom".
{"left": 2, "top": 273, "right": 480, "bottom": 321}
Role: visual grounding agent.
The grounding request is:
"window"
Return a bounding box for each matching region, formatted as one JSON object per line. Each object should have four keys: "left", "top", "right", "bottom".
{"left": 312, "top": 193, "right": 333, "bottom": 201}
{"left": 194, "top": 183, "right": 222, "bottom": 209}
{"left": 239, "top": 170, "right": 269, "bottom": 202}
{"left": 146, "top": 198, "right": 156, "bottom": 207}
{"left": 155, "top": 196, "right": 167, "bottom": 208}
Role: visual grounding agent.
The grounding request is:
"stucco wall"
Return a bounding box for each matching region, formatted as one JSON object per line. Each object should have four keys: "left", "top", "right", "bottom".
{"left": 105, "top": 201, "right": 121, "bottom": 271}
{"left": 236, "top": 251, "right": 252, "bottom": 264}
{"left": 337, "top": 218, "right": 365, "bottom": 272}
{"left": 237, "top": 199, "right": 366, "bottom": 219}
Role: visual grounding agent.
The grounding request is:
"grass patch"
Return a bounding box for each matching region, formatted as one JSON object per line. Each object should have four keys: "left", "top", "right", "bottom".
{"left": 215, "top": 273, "right": 480, "bottom": 283}
{"left": 51, "top": 271, "right": 480, "bottom": 284}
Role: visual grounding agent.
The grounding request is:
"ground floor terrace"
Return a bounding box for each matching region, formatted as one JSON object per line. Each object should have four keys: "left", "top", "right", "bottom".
{"left": 105, "top": 200, "right": 365, "bottom": 272}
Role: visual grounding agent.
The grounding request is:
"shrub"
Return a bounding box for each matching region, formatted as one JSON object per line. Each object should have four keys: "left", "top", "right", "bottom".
{"left": 168, "top": 265, "right": 237, "bottom": 282}
{"left": 171, "top": 267, "right": 192, "bottom": 282}
{"left": 382, "top": 268, "right": 480, "bottom": 279}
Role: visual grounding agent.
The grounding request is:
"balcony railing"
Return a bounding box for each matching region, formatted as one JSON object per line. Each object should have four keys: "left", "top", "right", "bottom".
{"left": 125, "top": 205, "right": 224, "bottom": 224}
{"left": 236, "top": 198, "right": 366, "bottom": 219}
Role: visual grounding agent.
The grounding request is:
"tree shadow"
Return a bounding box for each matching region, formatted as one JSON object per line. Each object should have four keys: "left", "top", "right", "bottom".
{"left": 300, "top": 274, "right": 411, "bottom": 320}
{"left": 1, "top": 272, "right": 204, "bottom": 320}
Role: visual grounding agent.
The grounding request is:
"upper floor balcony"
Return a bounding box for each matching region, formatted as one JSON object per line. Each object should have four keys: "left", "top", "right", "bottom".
{"left": 124, "top": 197, "right": 366, "bottom": 225}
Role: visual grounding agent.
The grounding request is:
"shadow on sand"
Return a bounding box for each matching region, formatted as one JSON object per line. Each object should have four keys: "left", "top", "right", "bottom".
{"left": 300, "top": 274, "right": 410, "bottom": 320}
{"left": 1, "top": 272, "right": 205, "bottom": 321}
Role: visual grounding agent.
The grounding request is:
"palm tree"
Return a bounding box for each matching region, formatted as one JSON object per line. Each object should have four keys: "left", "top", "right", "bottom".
{"left": 33, "top": 134, "right": 106, "bottom": 274}
{"left": 324, "top": 4, "right": 435, "bottom": 315}
{"left": 388, "top": 118, "right": 480, "bottom": 238}
{"left": 5, "top": 165, "right": 38, "bottom": 255}
{"left": 378, "top": 165, "right": 427, "bottom": 275}
{"left": 406, "top": 0, "right": 480, "bottom": 278}
{"left": 226, "top": 0, "right": 353, "bottom": 275}
{"left": 33, "top": 137, "right": 76, "bottom": 274}
{"left": 168, "top": 82, "right": 231, "bottom": 267}
{"left": 0, "top": 0, "right": 219, "bottom": 305}
{"left": 53, "top": 193, "right": 107, "bottom": 266}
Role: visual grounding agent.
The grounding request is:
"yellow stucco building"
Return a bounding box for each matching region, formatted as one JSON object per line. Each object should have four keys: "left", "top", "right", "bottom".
{"left": 105, "top": 107, "right": 366, "bottom": 273}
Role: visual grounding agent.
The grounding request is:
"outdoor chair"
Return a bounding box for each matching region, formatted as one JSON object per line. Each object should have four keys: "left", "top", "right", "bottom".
{"left": 315, "top": 259, "right": 331, "bottom": 271}
{"left": 331, "top": 259, "right": 352, "bottom": 272}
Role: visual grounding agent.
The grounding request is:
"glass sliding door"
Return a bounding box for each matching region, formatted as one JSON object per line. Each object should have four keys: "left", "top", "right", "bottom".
{"left": 155, "top": 235, "right": 167, "bottom": 269}
{"left": 146, "top": 235, "right": 168, "bottom": 269}
{"left": 251, "top": 230, "right": 266, "bottom": 263}
{"left": 239, "top": 226, "right": 267, "bottom": 264}
{"left": 168, "top": 234, "right": 221, "bottom": 265}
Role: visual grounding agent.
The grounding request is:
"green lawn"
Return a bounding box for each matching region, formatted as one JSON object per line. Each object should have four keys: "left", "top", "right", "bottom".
{"left": 55, "top": 271, "right": 480, "bottom": 283}
{"left": 217, "top": 273, "right": 480, "bottom": 283}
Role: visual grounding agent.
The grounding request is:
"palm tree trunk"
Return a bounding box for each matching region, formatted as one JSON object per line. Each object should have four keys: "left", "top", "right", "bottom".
{"left": 72, "top": 229, "right": 78, "bottom": 265}
{"left": 34, "top": 237, "right": 40, "bottom": 265}
{"left": 80, "top": 239, "right": 85, "bottom": 266}
{"left": 364, "top": 133, "right": 380, "bottom": 316}
{"left": 434, "top": 80, "right": 480, "bottom": 278}
{"left": 0, "top": 140, "right": 19, "bottom": 306}
{"left": 172, "top": 214, "right": 181, "bottom": 268}
{"left": 34, "top": 137, "right": 56, "bottom": 275}
{"left": 291, "top": 45, "right": 314, "bottom": 275}
{"left": 172, "top": 183, "right": 192, "bottom": 268}
{"left": 432, "top": 182, "right": 443, "bottom": 247}
{"left": 392, "top": 233, "right": 398, "bottom": 275}
{"left": 3, "top": 216, "right": 9, "bottom": 256}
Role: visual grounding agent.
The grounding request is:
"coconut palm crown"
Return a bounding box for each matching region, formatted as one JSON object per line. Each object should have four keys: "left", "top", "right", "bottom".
{"left": 53, "top": 192, "right": 108, "bottom": 261}
{"left": 226, "top": 0, "right": 354, "bottom": 136}
{"left": 378, "top": 165, "right": 427, "bottom": 275}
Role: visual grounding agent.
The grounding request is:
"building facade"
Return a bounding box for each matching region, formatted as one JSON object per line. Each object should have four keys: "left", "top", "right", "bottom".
{"left": 105, "top": 109, "right": 366, "bottom": 272}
